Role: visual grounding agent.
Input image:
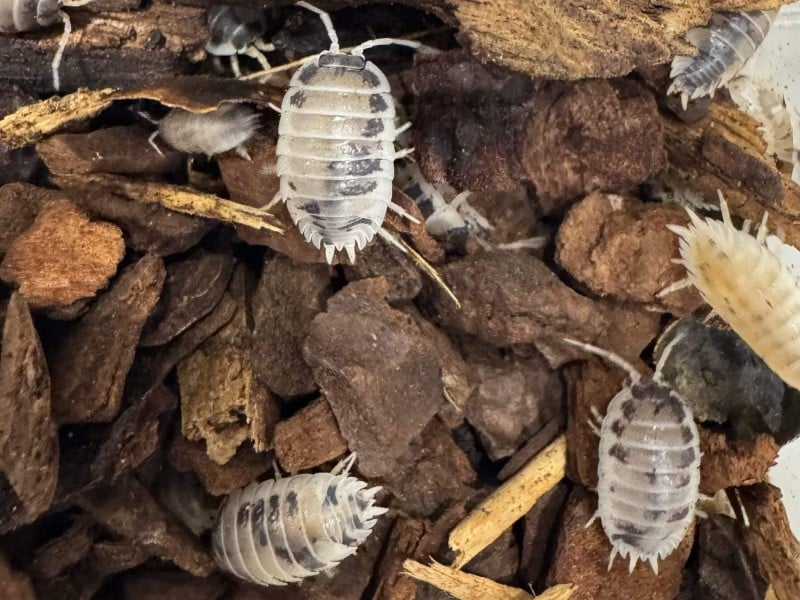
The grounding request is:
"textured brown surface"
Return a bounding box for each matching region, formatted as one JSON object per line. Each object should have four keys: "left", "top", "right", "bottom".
{"left": 699, "top": 432, "right": 779, "bottom": 495}
{"left": 48, "top": 254, "right": 165, "bottom": 423}
{"left": 0, "top": 183, "right": 51, "bottom": 254}
{"left": 274, "top": 398, "right": 348, "bottom": 473}
{"left": 0, "top": 294, "right": 58, "bottom": 532}
{"left": 0, "top": 555, "right": 35, "bottom": 600}
{"left": 0, "top": 200, "right": 125, "bottom": 309}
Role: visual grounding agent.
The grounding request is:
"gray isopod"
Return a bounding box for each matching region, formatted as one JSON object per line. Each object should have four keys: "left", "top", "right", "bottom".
{"left": 206, "top": 4, "right": 274, "bottom": 77}
{"left": 564, "top": 337, "right": 701, "bottom": 574}
{"left": 267, "top": 1, "right": 419, "bottom": 264}
{"left": 212, "top": 455, "right": 387, "bottom": 586}
{"left": 669, "top": 10, "right": 776, "bottom": 109}
{"left": 0, "top": 0, "right": 95, "bottom": 90}
{"left": 148, "top": 103, "right": 260, "bottom": 160}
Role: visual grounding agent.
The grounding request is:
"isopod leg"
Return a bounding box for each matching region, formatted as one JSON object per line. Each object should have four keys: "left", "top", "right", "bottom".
{"left": 351, "top": 38, "right": 421, "bottom": 56}
{"left": 295, "top": 2, "right": 340, "bottom": 53}
{"left": 387, "top": 202, "right": 421, "bottom": 224}
{"left": 330, "top": 453, "right": 357, "bottom": 477}
{"left": 584, "top": 509, "right": 600, "bottom": 529}
{"left": 51, "top": 10, "right": 74, "bottom": 91}
{"left": 243, "top": 46, "right": 272, "bottom": 72}
{"left": 235, "top": 144, "right": 252, "bottom": 161}
{"left": 230, "top": 54, "right": 242, "bottom": 78}
{"left": 262, "top": 191, "right": 282, "bottom": 212}
{"left": 656, "top": 277, "right": 692, "bottom": 299}
{"left": 148, "top": 131, "right": 165, "bottom": 157}
{"left": 561, "top": 338, "right": 642, "bottom": 383}
{"left": 587, "top": 406, "right": 603, "bottom": 437}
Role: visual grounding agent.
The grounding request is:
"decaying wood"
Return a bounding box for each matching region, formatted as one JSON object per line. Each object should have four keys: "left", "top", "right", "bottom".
{"left": 386, "top": 0, "right": 787, "bottom": 80}
{"left": 403, "top": 559, "right": 575, "bottom": 600}
{"left": 52, "top": 174, "right": 283, "bottom": 234}
{"left": 448, "top": 434, "right": 567, "bottom": 568}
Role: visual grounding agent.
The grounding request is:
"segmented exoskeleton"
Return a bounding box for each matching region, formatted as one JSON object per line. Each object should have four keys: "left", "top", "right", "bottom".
{"left": 669, "top": 10, "right": 776, "bottom": 109}
{"left": 212, "top": 455, "right": 387, "bottom": 586}
{"left": 206, "top": 5, "right": 274, "bottom": 77}
{"left": 564, "top": 337, "right": 701, "bottom": 574}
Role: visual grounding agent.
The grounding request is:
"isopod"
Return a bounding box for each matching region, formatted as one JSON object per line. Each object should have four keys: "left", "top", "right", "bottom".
{"left": 0, "top": 0, "right": 96, "bottom": 90}
{"left": 212, "top": 454, "right": 387, "bottom": 586}
{"left": 268, "top": 1, "right": 419, "bottom": 264}
{"left": 148, "top": 103, "right": 260, "bottom": 160}
{"left": 206, "top": 4, "right": 274, "bottom": 77}
{"left": 661, "top": 192, "right": 800, "bottom": 390}
{"left": 668, "top": 10, "right": 776, "bottom": 109}
{"left": 564, "top": 337, "right": 701, "bottom": 574}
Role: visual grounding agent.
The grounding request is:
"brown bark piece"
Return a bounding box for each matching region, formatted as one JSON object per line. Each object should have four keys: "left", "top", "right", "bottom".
{"left": 464, "top": 349, "right": 563, "bottom": 461}
{"left": 0, "top": 293, "right": 58, "bottom": 533}
{"left": 48, "top": 254, "right": 166, "bottom": 424}
{"left": 0, "top": 200, "right": 125, "bottom": 310}
{"left": 0, "top": 183, "right": 53, "bottom": 254}
{"left": 372, "top": 518, "right": 426, "bottom": 600}
{"left": 498, "top": 418, "right": 562, "bottom": 481}
{"left": 423, "top": 251, "right": 607, "bottom": 348}
{"left": 29, "top": 518, "right": 95, "bottom": 580}
{"left": 739, "top": 484, "right": 800, "bottom": 600}
{"left": 141, "top": 246, "right": 235, "bottom": 346}
{"left": 303, "top": 277, "right": 448, "bottom": 479}
{"left": 564, "top": 357, "right": 629, "bottom": 489}
{"left": 409, "top": 0, "right": 782, "bottom": 80}
{"left": 556, "top": 192, "right": 703, "bottom": 312}
{"left": 121, "top": 571, "right": 228, "bottom": 600}
{"left": 522, "top": 80, "right": 666, "bottom": 211}
{"left": 520, "top": 482, "right": 570, "bottom": 585}
{"left": 60, "top": 183, "right": 214, "bottom": 256}
{"left": 699, "top": 431, "right": 779, "bottom": 495}
{"left": 0, "top": 85, "right": 40, "bottom": 185}
{"left": 178, "top": 266, "right": 279, "bottom": 464}
{"left": 76, "top": 473, "right": 215, "bottom": 576}
{"left": 343, "top": 241, "right": 423, "bottom": 305}
{"left": 274, "top": 398, "right": 348, "bottom": 473}
{"left": 548, "top": 486, "right": 693, "bottom": 599}
{"left": 36, "top": 125, "right": 183, "bottom": 176}
{"left": 465, "top": 529, "right": 520, "bottom": 585}
{"left": 169, "top": 433, "right": 272, "bottom": 496}
{"left": 0, "top": 554, "right": 35, "bottom": 600}
{"left": 251, "top": 256, "right": 331, "bottom": 397}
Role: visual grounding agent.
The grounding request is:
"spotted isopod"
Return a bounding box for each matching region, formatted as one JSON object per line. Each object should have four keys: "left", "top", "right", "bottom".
{"left": 212, "top": 454, "right": 387, "bottom": 586}
{"left": 267, "top": 1, "right": 420, "bottom": 264}
{"left": 0, "top": 0, "right": 97, "bottom": 91}
{"left": 563, "top": 337, "right": 701, "bottom": 574}
{"left": 668, "top": 10, "right": 776, "bottom": 109}
{"left": 661, "top": 192, "right": 800, "bottom": 390}
{"left": 206, "top": 4, "right": 275, "bottom": 78}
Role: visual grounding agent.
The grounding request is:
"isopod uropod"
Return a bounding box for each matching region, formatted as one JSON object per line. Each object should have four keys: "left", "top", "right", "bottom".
{"left": 268, "top": 1, "right": 419, "bottom": 264}
{"left": 205, "top": 4, "right": 274, "bottom": 77}
{"left": 563, "top": 337, "right": 701, "bottom": 574}
{"left": 212, "top": 454, "right": 387, "bottom": 586}
{"left": 0, "top": 0, "right": 96, "bottom": 90}
{"left": 668, "top": 10, "right": 776, "bottom": 109}
{"left": 661, "top": 193, "right": 800, "bottom": 390}
{"left": 147, "top": 103, "right": 260, "bottom": 160}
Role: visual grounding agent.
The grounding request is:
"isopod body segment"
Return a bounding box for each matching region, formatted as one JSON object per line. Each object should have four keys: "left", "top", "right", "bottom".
{"left": 664, "top": 195, "right": 800, "bottom": 390}
{"left": 564, "top": 339, "right": 701, "bottom": 574}
{"left": 212, "top": 456, "right": 387, "bottom": 586}
{"left": 205, "top": 4, "right": 274, "bottom": 77}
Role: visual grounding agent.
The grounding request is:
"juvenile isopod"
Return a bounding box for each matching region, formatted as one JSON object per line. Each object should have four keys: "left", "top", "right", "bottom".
{"left": 661, "top": 192, "right": 800, "bottom": 390}
{"left": 147, "top": 103, "right": 260, "bottom": 160}
{"left": 206, "top": 4, "right": 274, "bottom": 77}
{"left": 668, "top": 10, "right": 776, "bottom": 109}
{"left": 564, "top": 337, "right": 701, "bottom": 574}
{"left": 212, "top": 454, "right": 387, "bottom": 586}
{"left": 0, "top": 0, "right": 96, "bottom": 90}
{"left": 266, "top": 1, "right": 420, "bottom": 264}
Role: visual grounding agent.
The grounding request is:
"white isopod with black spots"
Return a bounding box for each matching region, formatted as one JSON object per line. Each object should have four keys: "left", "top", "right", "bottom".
{"left": 564, "top": 337, "right": 701, "bottom": 574}
{"left": 269, "top": 1, "right": 419, "bottom": 264}
{"left": 661, "top": 192, "right": 800, "bottom": 390}
{"left": 668, "top": 10, "right": 776, "bottom": 109}
{"left": 212, "top": 455, "right": 387, "bottom": 586}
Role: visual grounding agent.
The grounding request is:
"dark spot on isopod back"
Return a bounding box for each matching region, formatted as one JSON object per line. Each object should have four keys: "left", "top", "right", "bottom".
{"left": 293, "top": 544, "right": 326, "bottom": 571}
{"left": 355, "top": 493, "right": 370, "bottom": 511}
{"left": 681, "top": 425, "right": 694, "bottom": 443}
{"left": 268, "top": 494, "right": 281, "bottom": 523}
{"left": 609, "top": 443, "right": 630, "bottom": 462}
{"left": 298, "top": 202, "right": 321, "bottom": 215}
{"left": 251, "top": 499, "right": 269, "bottom": 546}
{"left": 237, "top": 502, "right": 251, "bottom": 527}
{"left": 644, "top": 508, "right": 666, "bottom": 520}
{"left": 334, "top": 179, "right": 379, "bottom": 196}
{"left": 285, "top": 491, "right": 299, "bottom": 517}
{"left": 288, "top": 182, "right": 297, "bottom": 191}
{"left": 610, "top": 532, "right": 644, "bottom": 546}
{"left": 298, "top": 63, "right": 319, "bottom": 83}
{"left": 621, "top": 398, "right": 636, "bottom": 420}
{"left": 325, "top": 483, "right": 339, "bottom": 506}
{"left": 329, "top": 159, "right": 382, "bottom": 177}
{"left": 290, "top": 90, "right": 307, "bottom": 108}
{"left": 645, "top": 469, "right": 658, "bottom": 483}
{"left": 319, "top": 53, "right": 366, "bottom": 70}
{"left": 360, "top": 70, "right": 381, "bottom": 87}
{"left": 273, "top": 542, "right": 293, "bottom": 563}
{"left": 615, "top": 520, "right": 650, "bottom": 535}
{"left": 611, "top": 419, "right": 625, "bottom": 436}
{"left": 667, "top": 506, "right": 690, "bottom": 522}
{"left": 362, "top": 119, "right": 385, "bottom": 138}
{"left": 369, "top": 94, "right": 389, "bottom": 112}
{"left": 677, "top": 447, "right": 697, "bottom": 467}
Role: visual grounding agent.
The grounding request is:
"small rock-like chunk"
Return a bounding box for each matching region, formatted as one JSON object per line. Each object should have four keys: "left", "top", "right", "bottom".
{"left": 556, "top": 192, "right": 701, "bottom": 311}
{"left": 0, "top": 200, "right": 125, "bottom": 310}
{"left": 522, "top": 80, "right": 665, "bottom": 211}
{"left": 464, "top": 347, "right": 563, "bottom": 460}
{"left": 699, "top": 431, "right": 778, "bottom": 495}
{"left": 274, "top": 397, "right": 348, "bottom": 473}
{"left": 343, "top": 242, "right": 423, "bottom": 305}
{"left": 424, "top": 251, "right": 605, "bottom": 347}
{"left": 30, "top": 518, "right": 95, "bottom": 580}
{"left": 141, "top": 246, "right": 235, "bottom": 347}
{"left": 251, "top": 257, "right": 331, "bottom": 397}
{"left": 549, "top": 486, "right": 692, "bottom": 599}
{"left": 36, "top": 125, "right": 183, "bottom": 176}
{"left": 0, "top": 183, "right": 50, "bottom": 253}
{"left": 48, "top": 254, "right": 166, "bottom": 423}
{"left": 303, "top": 277, "right": 449, "bottom": 478}
{"left": 0, "top": 293, "right": 58, "bottom": 532}
{"left": 655, "top": 316, "right": 785, "bottom": 439}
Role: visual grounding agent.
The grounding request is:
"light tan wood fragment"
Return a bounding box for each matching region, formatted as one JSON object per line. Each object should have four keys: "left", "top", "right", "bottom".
{"left": 402, "top": 559, "right": 574, "bottom": 600}
{"left": 448, "top": 434, "right": 566, "bottom": 568}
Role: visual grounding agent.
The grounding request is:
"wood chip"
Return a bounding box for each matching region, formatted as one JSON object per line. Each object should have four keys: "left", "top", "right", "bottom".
{"left": 402, "top": 559, "right": 574, "bottom": 600}
{"left": 448, "top": 434, "right": 566, "bottom": 568}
